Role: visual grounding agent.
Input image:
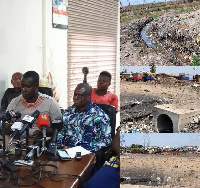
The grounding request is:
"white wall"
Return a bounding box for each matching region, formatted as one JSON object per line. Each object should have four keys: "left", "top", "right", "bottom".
{"left": 116, "top": 1, "right": 120, "bottom": 128}
{"left": 44, "top": 0, "right": 68, "bottom": 109}
{"left": 0, "top": 0, "right": 68, "bottom": 109}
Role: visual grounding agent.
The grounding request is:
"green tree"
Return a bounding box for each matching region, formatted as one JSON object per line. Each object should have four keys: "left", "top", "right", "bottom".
{"left": 190, "top": 55, "right": 200, "bottom": 66}
{"left": 131, "top": 144, "right": 143, "bottom": 148}
{"left": 121, "top": 69, "right": 127, "bottom": 73}
{"left": 150, "top": 63, "right": 156, "bottom": 73}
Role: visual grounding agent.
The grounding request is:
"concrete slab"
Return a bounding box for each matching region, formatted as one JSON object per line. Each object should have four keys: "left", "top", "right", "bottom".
{"left": 152, "top": 104, "right": 200, "bottom": 133}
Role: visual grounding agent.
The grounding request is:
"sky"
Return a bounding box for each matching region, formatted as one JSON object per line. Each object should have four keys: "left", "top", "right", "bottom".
{"left": 121, "top": 133, "right": 200, "bottom": 147}
{"left": 120, "top": 0, "right": 177, "bottom": 7}
{"left": 120, "top": 66, "right": 200, "bottom": 76}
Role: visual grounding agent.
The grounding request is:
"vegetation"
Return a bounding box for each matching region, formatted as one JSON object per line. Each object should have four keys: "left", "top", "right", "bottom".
{"left": 190, "top": 55, "right": 200, "bottom": 66}
{"left": 120, "top": 0, "right": 200, "bottom": 25}
{"left": 131, "top": 144, "right": 143, "bottom": 149}
{"left": 151, "top": 14, "right": 162, "bottom": 19}
{"left": 121, "top": 69, "right": 128, "bottom": 73}
{"left": 179, "top": 7, "right": 193, "bottom": 12}
{"left": 150, "top": 63, "right": 156, "bottom": 73}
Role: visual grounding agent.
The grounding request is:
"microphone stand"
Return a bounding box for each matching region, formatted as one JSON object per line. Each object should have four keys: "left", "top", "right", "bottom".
{"left": 41, "top": 127, "right": 47, "bottom": 155}
{"left": 0, "top": 115, "right": 10, "bottom": 154}
{"left": 83, "top": 73, "right": 87, "bottom": 83}
{"left": 2, "top": 120, "right": 5, "bottom": 153}
{"left": 48, "top": 128, "right": 59, "bottom": 161}
{"left": 26, "top": 128, "right": 29, "bottom": 154}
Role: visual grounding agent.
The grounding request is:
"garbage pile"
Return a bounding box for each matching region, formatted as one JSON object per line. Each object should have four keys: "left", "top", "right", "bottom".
{"left": 120, "top": 7, "right": 200, "bottom": 66}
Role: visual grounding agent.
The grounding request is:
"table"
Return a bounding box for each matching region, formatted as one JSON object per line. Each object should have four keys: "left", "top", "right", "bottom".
{"left": 4, "top": 152, "right": 95, "bottom": 188}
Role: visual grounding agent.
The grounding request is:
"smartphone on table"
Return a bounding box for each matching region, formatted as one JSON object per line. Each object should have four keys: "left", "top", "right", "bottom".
{"left": 57, "top": 150, "right": 71, "bottom": 160}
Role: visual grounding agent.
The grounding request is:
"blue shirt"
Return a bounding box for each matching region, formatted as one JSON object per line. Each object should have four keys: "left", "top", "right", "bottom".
{"left": 62, "top": 102, "right": 111, "bottom": 152}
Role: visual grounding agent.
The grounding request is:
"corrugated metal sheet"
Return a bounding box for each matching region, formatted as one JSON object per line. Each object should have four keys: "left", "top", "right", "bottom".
{"left": 67, "top": 0, "right": 119, "bottom": 106}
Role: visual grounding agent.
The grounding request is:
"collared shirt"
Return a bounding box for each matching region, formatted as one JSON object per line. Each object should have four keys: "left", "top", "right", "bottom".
{"left": 0, "top": 88, "right": 21, "bottom": 115}
{"left": 62, "top": 102, "right": 111, "bottom": 152}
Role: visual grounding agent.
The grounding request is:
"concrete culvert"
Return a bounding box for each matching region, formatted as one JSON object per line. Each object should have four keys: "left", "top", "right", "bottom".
{"left": 157, "top": 114, "right": 173, "bottom": 133}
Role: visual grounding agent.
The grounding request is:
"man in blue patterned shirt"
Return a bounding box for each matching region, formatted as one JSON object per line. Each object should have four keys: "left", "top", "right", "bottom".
{"left": 62, "top": 83, "right": 111, "bottom": 152}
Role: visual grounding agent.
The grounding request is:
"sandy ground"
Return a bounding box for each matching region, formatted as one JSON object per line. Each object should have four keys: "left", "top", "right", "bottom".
{"left": 120, "top": 153, "right": 200, "bottom": 187}
{"left": 120, "top": 79, "right": 200, "bottom": 132}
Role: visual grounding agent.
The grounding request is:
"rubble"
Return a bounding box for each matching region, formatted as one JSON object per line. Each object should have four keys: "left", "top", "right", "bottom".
{"left": 121, "top": 153, "right": 200, "bottom": 187}
{"left": 120, "top": 79, "right": 200, "bottom": 132}
{"left": 120, "top": 2, "right": 200, "bottom": 66}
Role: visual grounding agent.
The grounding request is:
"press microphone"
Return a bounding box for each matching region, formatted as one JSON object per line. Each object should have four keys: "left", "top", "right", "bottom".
{"left": 36, "top": 114, "right": 49, "bottom": 138}
{"left": 82, "top": 67, "right": 89, "bottom": 83}
{"left": 24, "top": 146, "right": 40, "bottom": 161}
{"left": 0, "top": 110, "right": 21, "bottom": 122}
{"left": 48, "top": 119, "right": 63, "bottom": 161}
{"left": 19, "top": 110, "right": 40, "bottom": 136}
{"left": 6, "top": 122, "right": 24, "bottom": 152}
{"left": 36, "top": 114, "right": 49, "bottom": 152}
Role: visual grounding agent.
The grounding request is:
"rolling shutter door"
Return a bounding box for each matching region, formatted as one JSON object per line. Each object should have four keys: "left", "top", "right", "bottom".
{"left": 67, "top": 0, "right": 119, "bottom": 106}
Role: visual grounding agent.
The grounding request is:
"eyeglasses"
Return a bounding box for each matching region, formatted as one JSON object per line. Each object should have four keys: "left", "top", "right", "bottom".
{"left": 73, "top": 94, "right": 85, "bottom": 99}
{"left": 73, "top": 93, "right": 90, "bottom": 99}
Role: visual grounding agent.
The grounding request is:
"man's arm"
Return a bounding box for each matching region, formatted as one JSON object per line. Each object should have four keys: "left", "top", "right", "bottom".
{"left": 49, "top": 99, "right": 62, "bottom": 121}
{"left": 91, "top": 113, "right": 111, "bottom": 152}
{"left": 47, "top": 99, "right": 62, "bottom": 135}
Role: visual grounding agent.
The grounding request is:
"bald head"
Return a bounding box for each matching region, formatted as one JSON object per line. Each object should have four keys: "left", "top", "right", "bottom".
{"left": 11, "top": 72, "right": 22, "bottom": 90}
{"left": 77, "top": 83, "right": 92, "bottom": 95}
{"left": 73, "top": 83, "right": 92, "bottom": 111}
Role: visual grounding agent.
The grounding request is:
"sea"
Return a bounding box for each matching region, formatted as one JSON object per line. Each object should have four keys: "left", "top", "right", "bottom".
{"left": 120, "top": 0, "right": 180, "bottom": 7}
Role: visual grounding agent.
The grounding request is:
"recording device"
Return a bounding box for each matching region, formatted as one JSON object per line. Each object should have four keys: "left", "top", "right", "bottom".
{"left": 75, "top": 152, "right": 82, "bottom": 161}
{"left": 57, "top": 150, "right": 71, "bottom": 160}
{"left": 1, "top": 111, "right": 21, "bottom": 153}
{"left": 20, "top": 110, "right": 40, "bottom": 136}
{"left": 36, "top": 114, "right": 49, "bottom": 152}
{"left": 24, "top": 145, "right": 40, "bottom": 161}
{"left": 82, "top": 67, "right": 89, "bottom": 83}
{"left": 48, "top": 119, "right": 63, "bottom": 161}
{"left": 6, "top": 122, "right": 24, "bottom": 151}
{"left": 0, "top": 110, "right": 21, "bottom": 122}
{"left": 0, "top": 159, "right": 18, "bottom": 172}
{"left": 36, "top": 113, "right": 49, "bottom": 135}
{"left": 6, "top": 110, "right": 40, "bottom": 152}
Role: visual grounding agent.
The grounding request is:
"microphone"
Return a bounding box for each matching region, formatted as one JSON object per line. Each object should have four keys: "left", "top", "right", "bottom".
{"left": 36, "top": 114, "right": 49, "bottom": 138}
{"left": 0, "top": 111, "right": 21, "bottom": 122}
{"left": 36, "top": 114, "right": 49, "bottom": 152}
{"left": 6, "top": 111, "right": 40, "bottom": 152}
{"left": 24, "top": 146, "right": 40, "bottom": 161}
{"left": 82, "top": 67, "right": 89, "bottom": 83}
{"left": 48, "top": 119, "right": 63, "bottom": 161}
{"left": 19, "top": 110, "right": 40, "bottom": 136}
{"left": 6, "top": 122, "right": 24, "bottom": 152}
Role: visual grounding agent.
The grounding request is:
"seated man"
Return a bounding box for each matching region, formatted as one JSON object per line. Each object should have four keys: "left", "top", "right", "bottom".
{"left": 0, "top": 72, "right": 23, "bottom": 116}
{"left": 62, "top": 83, "right": 111, "bottom": 152}
{"left": 5, "top": 71, "right": 62, "bottom": 137}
